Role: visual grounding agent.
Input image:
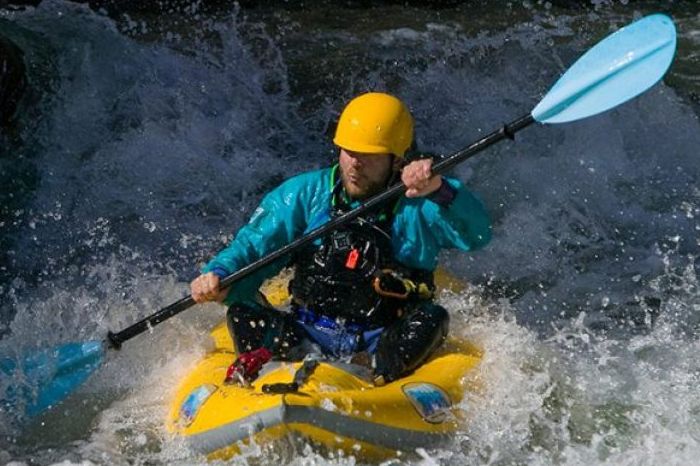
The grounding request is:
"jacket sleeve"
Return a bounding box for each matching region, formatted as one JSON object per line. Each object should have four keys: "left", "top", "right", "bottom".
{"left": 426, "top": 177, "right": 492, "bottom": 251}
{"left": 201, "top": 171, "right": 321, "bottom": 306}
{"left": 394, "top": 176, "right": 491, "bottom": 270}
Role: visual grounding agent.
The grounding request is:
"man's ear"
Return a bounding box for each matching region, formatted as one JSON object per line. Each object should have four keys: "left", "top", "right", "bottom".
{"left": 392, "top": 155, "right": 405, "bottom": 171}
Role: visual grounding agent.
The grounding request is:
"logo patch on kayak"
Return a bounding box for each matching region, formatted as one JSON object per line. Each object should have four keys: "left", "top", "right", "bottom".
{"left": 179, "top": 384, "right": 217, "bottom": 427}
{"left": 402, "top": 383, "right": 451, "bottom": 424}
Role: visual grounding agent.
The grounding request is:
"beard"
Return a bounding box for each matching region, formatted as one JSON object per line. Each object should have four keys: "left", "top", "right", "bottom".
{"left": 340, "top": 168, "right": 393, "bottom": 200}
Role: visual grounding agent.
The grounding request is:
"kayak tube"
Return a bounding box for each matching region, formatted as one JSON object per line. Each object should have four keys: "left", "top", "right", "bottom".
{"left": 166, "top": 271, "right": 482, "bottom": 460}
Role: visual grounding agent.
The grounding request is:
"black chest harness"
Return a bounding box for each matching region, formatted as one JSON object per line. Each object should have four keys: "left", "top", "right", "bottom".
{"left": 289, "top": 166, "right": 434, "bottom": 327}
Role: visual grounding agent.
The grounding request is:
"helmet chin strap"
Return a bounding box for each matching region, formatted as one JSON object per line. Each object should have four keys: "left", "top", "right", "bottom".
{"left": 386, "top": 154, "right": 401, "bottom": 188}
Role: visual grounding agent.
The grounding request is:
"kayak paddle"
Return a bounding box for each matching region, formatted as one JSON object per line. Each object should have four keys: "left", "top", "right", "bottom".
{"left": 1, "top": 13, "right": 676, "bottom": 419}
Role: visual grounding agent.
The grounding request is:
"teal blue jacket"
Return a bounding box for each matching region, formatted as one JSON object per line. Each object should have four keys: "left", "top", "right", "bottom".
{"left": 203, "top": 166, "right": 491, "bottom": 306}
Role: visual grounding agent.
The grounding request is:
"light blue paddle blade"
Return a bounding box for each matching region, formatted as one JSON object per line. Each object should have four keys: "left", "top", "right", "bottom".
{"left": 532, "top": 14, "right": 676, "bottom": 124}
{"left": 1, "top": 341, "right": 105, "bottom": 418}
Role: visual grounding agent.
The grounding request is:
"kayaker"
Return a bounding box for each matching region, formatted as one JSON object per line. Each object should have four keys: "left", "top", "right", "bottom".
{"left": 190, "top": 92, "right": 491, "bottom": 386}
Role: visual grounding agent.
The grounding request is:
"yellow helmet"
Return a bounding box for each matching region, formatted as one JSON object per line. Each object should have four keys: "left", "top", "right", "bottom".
{"left": 333, "top": 92, "right": 414, "bottom": 157}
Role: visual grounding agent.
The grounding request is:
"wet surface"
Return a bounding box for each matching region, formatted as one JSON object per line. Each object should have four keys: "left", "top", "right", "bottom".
{"left": 1, "top": 0, "right": 700, "bottom": 464}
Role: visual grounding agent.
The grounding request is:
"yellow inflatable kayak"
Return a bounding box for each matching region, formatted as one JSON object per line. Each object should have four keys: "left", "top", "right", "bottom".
{"left": 167, "top": 274, "right": 482, "bottom": 460}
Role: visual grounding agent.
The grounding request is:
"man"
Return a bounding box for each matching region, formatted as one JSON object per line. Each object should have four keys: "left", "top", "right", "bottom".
{"left": 191, "top": 92, "right": 491, "bottom": 385}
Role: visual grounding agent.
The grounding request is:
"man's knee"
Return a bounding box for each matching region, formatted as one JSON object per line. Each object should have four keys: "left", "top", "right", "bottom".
{"left": 414, "top": 302, "right": 450, "bottom": 337}
{"left": 225, "top": 303, "right": 250, "bottom": 338}
{"left": 226, "top": 303, "right": 271, "bottom": 353}
{"left": 374, "top": 302, "right": 450, "bottom": 383}
{"left": 226, "top": 303, "right": 302, "bottom": 358}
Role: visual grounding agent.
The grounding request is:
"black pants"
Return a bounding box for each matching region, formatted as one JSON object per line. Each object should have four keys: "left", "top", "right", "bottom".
{"left": 226, "top": 302, "right": 449, "bottom": 383}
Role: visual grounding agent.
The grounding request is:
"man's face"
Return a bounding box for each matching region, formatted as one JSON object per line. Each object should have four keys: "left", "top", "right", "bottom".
{"left": 338, "top": 149, "right": 394, "bottom": 199}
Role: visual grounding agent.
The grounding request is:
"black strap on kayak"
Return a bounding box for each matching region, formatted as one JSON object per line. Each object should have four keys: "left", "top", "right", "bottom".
{"left": 262, "top": 359, "right": 319, "bottom": 394}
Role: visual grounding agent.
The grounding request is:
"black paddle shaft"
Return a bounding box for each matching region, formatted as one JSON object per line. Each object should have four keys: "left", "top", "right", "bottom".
{"left": 106, "top": 113, "right": 535, "bottom": 349}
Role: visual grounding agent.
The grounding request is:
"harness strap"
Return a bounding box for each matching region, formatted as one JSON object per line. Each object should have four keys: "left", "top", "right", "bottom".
{"left": 262, "top": 359, "right": 320, "bottom": 394}
{"left": 372, "top": 269, "right": 434, "bottom": 300}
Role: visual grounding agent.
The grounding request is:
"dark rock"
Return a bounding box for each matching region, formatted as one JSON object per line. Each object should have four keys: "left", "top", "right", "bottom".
{"left": 0, "top": 34, "right": 27, "bottom": 129}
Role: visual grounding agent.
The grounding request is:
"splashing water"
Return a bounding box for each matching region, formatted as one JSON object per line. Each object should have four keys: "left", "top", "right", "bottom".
{"left": 1, "top": 0, "right": 700, "bottom": 464}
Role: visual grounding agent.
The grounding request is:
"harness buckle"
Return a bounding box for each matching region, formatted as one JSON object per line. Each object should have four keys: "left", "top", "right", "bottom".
{"left": 262, "top": 359, "right": 320, "bottom": 394}
{"left": 372, "top": 269, "right": 434, "bottom": 300}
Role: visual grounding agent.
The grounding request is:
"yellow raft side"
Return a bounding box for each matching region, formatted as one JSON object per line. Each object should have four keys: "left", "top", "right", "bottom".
{"left": 167, "top": 270, "right": 482, "bottom": 460}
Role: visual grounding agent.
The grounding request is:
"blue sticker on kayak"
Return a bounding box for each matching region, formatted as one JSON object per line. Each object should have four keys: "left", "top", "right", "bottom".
{"left": 179, "top": 384, "right": 217, "bottom": 427}
{"left": 402, "top": 382, "right": 451, "bottom": 424}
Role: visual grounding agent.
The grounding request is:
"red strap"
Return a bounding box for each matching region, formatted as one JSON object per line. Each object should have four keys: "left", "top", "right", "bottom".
{"left": 225, "top": 347, "right": 273, "bottom": 384}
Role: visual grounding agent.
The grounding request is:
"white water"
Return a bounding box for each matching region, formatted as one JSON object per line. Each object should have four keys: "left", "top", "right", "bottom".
{"left": 1, "top": 1, "right": 700, "bottom": 464}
